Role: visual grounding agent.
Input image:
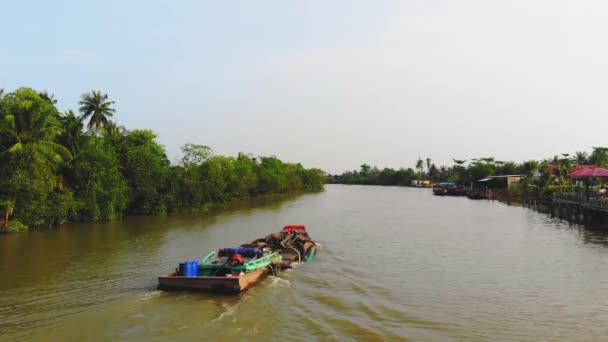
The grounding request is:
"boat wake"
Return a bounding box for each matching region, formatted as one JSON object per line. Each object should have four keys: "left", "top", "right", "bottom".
{"left": 283, "top": 262, "right": 304, "bottom": 272}
{"left": 138, "top": 291, "right": 162, "bottom": 302}
{"left": 130, "top": 313, "right": 146, "bottom": 320}
{"left": 210, "top": 302, "right": 239, "bottom": 323}
{"left": 268, "top": 277, "right": 291, "bottom": 288}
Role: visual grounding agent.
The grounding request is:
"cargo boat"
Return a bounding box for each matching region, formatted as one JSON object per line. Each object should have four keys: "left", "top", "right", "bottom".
{"left": 158, "top": 225, "right": 316, "bottom": 293}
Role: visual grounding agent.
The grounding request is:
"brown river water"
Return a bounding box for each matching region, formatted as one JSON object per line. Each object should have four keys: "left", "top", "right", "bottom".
{"left": 1, "top": 185, "right": 608, "bottom": 341}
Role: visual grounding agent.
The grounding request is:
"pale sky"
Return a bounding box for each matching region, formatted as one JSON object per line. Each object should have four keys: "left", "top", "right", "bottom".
{"left": 1, "top": 1, "right": 607, "bottom": 174}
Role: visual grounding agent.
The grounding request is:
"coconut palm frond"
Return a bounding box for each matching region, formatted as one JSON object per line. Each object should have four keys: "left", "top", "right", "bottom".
{"left": 79, "top": 91, "right": 116, "bottom": 134}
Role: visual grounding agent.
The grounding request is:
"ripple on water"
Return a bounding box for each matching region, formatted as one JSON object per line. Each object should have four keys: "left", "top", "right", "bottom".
{"left": 325, "top": 316, "right": 409, "bottom": 341}
{"left": 308, "top": 292, "right": 354, "bottom": 312}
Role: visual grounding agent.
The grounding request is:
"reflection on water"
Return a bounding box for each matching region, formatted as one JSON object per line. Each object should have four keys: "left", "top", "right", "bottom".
{"left": 517, "top": 202, "right": 608, "bottom": 246}
{"left": 578, "top": 229, "right": 608, "bottom": 246}
{"left": 2, "top": 185, "right": 608, "bottom": 341}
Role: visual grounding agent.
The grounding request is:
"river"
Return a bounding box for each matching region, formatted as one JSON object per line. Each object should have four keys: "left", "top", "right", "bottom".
{"left": 1, "top": 185, "right": 608, "bottom": 341}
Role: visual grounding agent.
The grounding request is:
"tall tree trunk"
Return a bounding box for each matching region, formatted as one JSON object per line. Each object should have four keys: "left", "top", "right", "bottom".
{"left": 3, "top": 207, "right": 9, "bottom": 232}
{"left": 2, "top": 201, "right": 13, "bottom": 232}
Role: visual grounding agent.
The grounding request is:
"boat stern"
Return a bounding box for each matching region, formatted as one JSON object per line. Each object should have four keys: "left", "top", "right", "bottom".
{"left": 157, "top": 273, "right": 243, "bottom": 293}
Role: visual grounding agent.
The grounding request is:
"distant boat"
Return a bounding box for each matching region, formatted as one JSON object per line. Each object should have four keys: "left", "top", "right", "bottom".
{"left": 432, "top": 183, "right": 464, "bottom": 196}
{"left": 411, "top": 180, "right": 432, "bottom": 188}
{"left": 158, "top": 225, "right": 317, "bottom": 293}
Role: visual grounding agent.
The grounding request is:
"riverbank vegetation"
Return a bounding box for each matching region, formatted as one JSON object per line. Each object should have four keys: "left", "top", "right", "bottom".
{"left": 328, "top": 151, "right": 608, "bottom": 193}
{"left": 0, "top": 87, "right": 324, "bottom": 232}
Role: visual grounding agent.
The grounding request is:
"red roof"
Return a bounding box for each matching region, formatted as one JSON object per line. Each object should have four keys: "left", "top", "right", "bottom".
{"left": 569, "top": 167, "right": 608, "bottom": 178}
{"left": 549, "top": 164, "right": 595, "bottom": 175}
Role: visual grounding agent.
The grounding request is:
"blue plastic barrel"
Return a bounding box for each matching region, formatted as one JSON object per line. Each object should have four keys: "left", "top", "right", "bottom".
{"left": 189, "top": 261, "right": 199, "bottom": 277}
{"left": 186, "top": 261, "right": 193, "bottom": 276}
{"left": 178, "top": 262, "right": 188, "bottom": 276}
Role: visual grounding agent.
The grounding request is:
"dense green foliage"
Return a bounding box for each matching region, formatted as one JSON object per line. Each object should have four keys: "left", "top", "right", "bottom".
{"left": 0, "top": 87, "right": 324, "bottom": 231}
{"left": 328, "top": 149, "right": 608, "bottom": 191}
{"left": 327, "top": 164, "right": 419, "bottom": 186}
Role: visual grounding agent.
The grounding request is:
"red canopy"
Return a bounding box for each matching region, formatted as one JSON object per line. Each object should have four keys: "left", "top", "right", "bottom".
{"left": 569, "top": 167, "right": 608, "bottom": 178}
{"left": 283, "top": 225, "right": 306, "bottom": 231}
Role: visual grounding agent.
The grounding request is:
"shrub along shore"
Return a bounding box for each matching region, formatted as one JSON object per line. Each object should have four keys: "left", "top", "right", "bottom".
{"left": 0, "top": 87, "right": 324, "bottom": 232}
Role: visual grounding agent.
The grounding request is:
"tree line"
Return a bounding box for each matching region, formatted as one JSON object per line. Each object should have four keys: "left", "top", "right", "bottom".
{"left": 0, "top": 87, "right": 324, "bottom": 231}
{"left": 327, "top": 149, "right": 608, "bottom": 188}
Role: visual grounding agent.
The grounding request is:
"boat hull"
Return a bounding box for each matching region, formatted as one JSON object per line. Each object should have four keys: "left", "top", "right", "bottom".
{"left": 158, "top": 266, "right": 269, "bottom": 293}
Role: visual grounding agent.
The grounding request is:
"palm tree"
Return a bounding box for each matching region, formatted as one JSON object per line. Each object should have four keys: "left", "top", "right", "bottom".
{"left": 571, "top": 151, "right": 589, "bottom": 165}
{"left": 480, "top": 157, "right": 496, "bottom": 164}
{"left": 57, "top": 110, "right": 86, "bottom": 158}
{"left": 102, "top": 121, "right": 127, "bottom": 148}
{"left": 452, "top": 159, "right": 467, "bottom": 184}
{"left": 0, "top": 88, "right": 70, "bottom": 230}
{"left": 38, "top": 90, "right": 58, "bottom": 104}
{"left": 56, "top": 110, "right": 91, "bottom": 193}
{"left": 78, "top": 91, "right": 115, "bottom": 135}
{"left": 557, "top": 155, "right": 572, "bottom": 192}
{"left": 0, "top": 89, "right": 69, "bottom": 161}
{"left": 590, "top": 147, "right": 608, "bottom": 167}
{"left": 521, "top": 160, "right": 539, "bottom": 184}
{"left": 428, "top": 163, "right": 439, "bottom": 181}
{"left": 415, "top": 157, "right": 424, "bottom": 179}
